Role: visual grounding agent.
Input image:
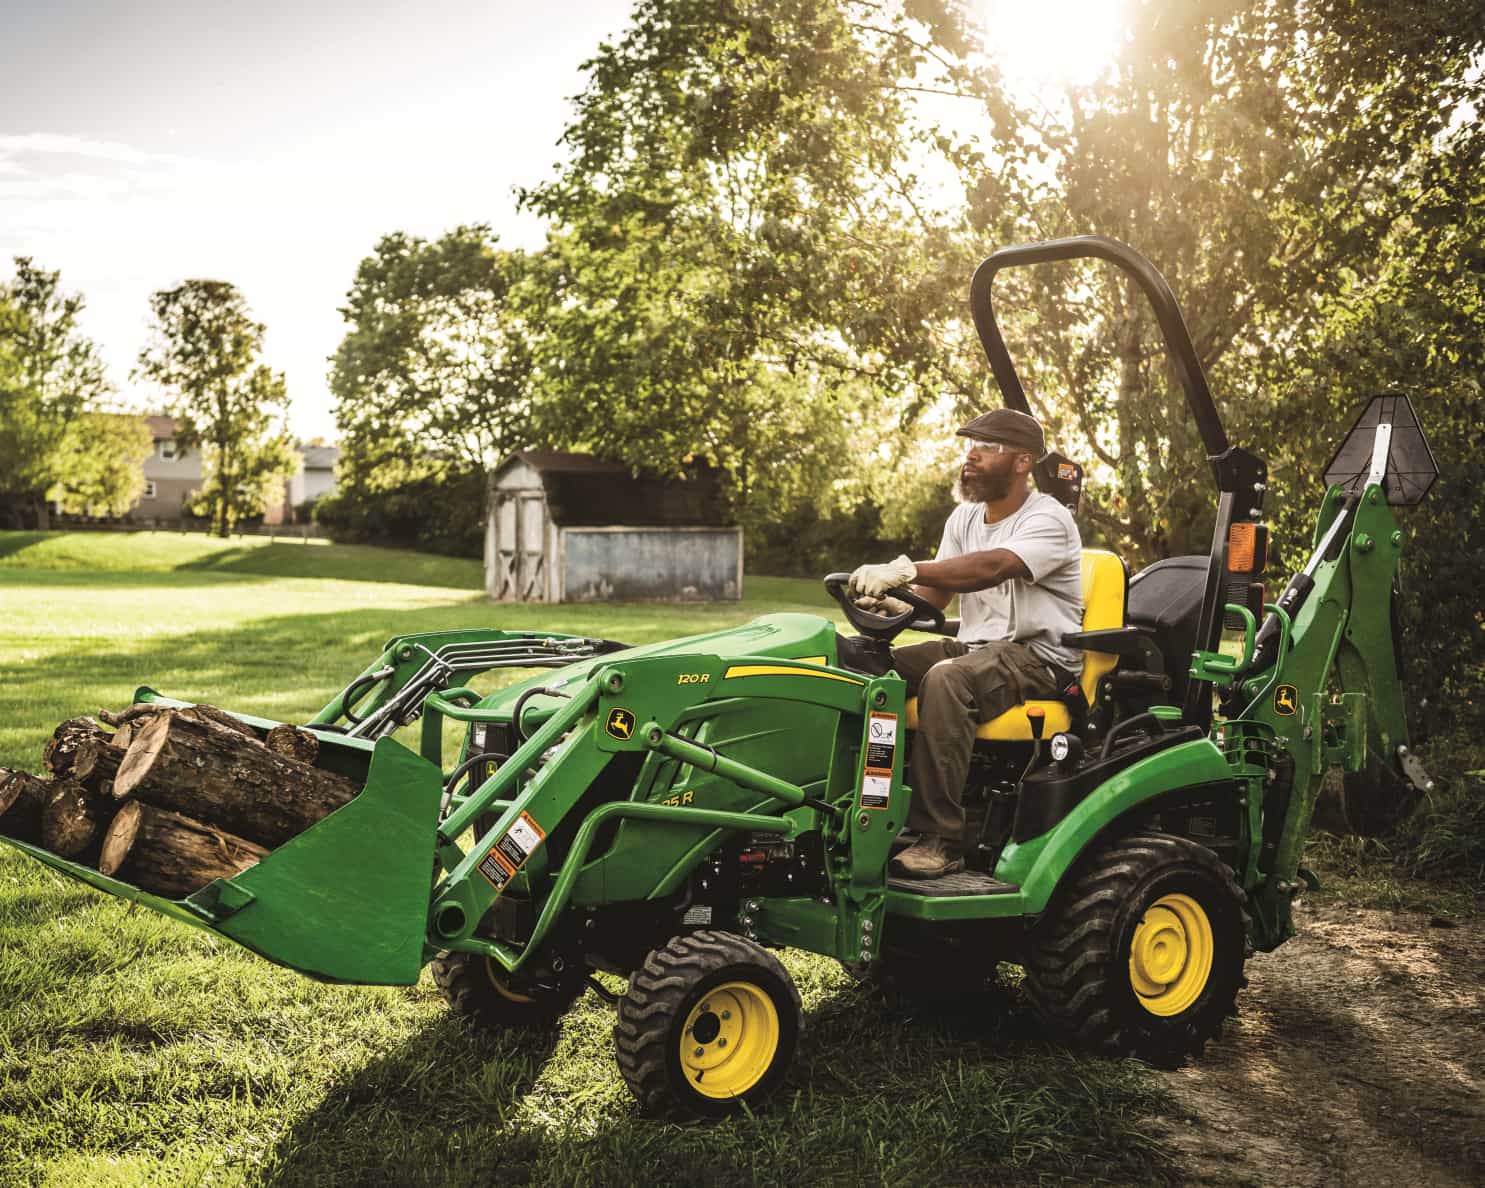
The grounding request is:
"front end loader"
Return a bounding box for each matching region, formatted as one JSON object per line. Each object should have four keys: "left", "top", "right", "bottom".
{"left": 0, "top": 238, "right": 1437, "bottom": 1118}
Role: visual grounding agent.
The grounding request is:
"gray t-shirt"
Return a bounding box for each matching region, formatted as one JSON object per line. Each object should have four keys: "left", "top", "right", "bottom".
{"left": 935, "top": 491, "right": 1083, "bottom": 671}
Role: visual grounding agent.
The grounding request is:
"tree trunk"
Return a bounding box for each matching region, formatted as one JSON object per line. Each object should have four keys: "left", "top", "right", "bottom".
{"left": 99, "top": 801, "right": 267, "bottom": 898}
{"left": 43, "top": 717, "right": 113, "bottom": 778}
{"left": 0, "top": 769, "right": 48, "bottom": 844}
{"left": 113, "top": 710, "right": 357, "bottom": 847}
{"left": 41, "top": 779, "right": 112, "bottom": 861}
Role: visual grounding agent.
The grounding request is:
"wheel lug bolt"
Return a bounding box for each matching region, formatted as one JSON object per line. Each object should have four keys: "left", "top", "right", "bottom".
{"left": 721, "top": 1010, "right": 730, "bottom": 1020}
{"left": 693, "top": 1046, "right": 704, "bottom": 1057}
{"left": 718, "top": 1038, "right": 727, "bottom": 1048}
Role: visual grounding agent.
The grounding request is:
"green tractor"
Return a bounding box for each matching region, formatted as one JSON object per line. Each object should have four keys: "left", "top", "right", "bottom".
{"left": 0, "top": 237, "right": 1437, "bottom": 1118}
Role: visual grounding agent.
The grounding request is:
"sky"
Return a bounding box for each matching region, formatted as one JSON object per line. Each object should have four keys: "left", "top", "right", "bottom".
{"left": 1, "top": 0, "right": 1122, "bottom": 444}
{"left": 0, "top": 0, "right": 636, "bottom": 440}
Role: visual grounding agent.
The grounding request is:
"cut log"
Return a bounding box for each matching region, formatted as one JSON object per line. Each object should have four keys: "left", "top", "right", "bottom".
{"left": 111, "top": 722, "right": 135, "bottom": 751}
{"left": 99, "top": 801, "right": 267, "bottom": 898}
{"left": 41, "top": 779, "right": 112, "bottom": 861}
{"left": 101, "top": 701, "right": 261, "bottom": 744}
{"left": 42, "top": 717, "right": 112, "bottom": 778}
{"left": 113, "top": 710, "right": 357, "bottom": 847}
{"left": 70, "top": 737, "right": 124, "bottom": 794}
{"left": 0, "top": 769, "right": 49, "bottom": 843}
{"left": 265, "top": 724, "right": 319, "bottom": 765}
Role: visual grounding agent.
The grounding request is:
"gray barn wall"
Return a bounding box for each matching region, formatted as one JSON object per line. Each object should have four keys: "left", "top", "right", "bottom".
{"left": 561, "top": 527, "right": 741, "bottom": 602}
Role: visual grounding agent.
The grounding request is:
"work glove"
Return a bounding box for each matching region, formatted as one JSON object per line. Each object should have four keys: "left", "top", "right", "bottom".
{"left": 849, "top": 554, "right": 917, "bottom": 599}
{"left": 854, "top": 594, "right": 913, "bottom": 618}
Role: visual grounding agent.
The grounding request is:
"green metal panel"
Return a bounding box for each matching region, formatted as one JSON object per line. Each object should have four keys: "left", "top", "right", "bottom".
{"left": 884, "top": 738, "right": 1232, "bottom": 923}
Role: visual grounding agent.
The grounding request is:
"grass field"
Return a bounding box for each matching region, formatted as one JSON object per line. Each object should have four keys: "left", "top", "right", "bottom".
{"left": 0, "top": 532, "right": 1182, "bottom": 1187}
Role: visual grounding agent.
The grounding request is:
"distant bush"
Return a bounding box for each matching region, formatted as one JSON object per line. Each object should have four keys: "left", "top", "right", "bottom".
{"left": 314, "top": 471, "right": 483, "bottom": 558}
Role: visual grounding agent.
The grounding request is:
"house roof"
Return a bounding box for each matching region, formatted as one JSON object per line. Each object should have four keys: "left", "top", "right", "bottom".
{"left": 146, "top": 415, "right": 177, "bottom": 439}
{"left": 492, "top": 451, "right": 732, "bottom": 527}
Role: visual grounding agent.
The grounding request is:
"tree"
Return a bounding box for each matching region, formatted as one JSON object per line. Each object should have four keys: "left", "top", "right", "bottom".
{"left": 136, "top": 281, "right": 295, "bottom": 536}
{"left": 330, "top": 226, "right": 541, "bottom": 493}
{"left": 960, "top": 0, "right": 1485, "bottom": 565}
{"left": 518, "top": 0, "right": 1022, "bottom": 535}
{"left": 0, "top": 258, "right": 112, "bottom": 528}
{"left": 46, "top": 413, "right": 154, "bottom": 518}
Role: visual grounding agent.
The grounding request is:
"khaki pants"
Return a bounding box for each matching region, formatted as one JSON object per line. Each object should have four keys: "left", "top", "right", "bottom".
{"left": 891, "top": 639, "right": 1062, "bottom": 842}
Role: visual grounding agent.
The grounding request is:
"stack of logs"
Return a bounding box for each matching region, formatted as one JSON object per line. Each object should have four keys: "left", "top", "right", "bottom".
{"left": 0, "top": 704, "right": 357, "bottom": 898}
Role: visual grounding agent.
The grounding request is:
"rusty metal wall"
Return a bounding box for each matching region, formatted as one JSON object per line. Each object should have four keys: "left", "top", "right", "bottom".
{"left": 559, "top": 527, "right": 742, "bottom": 602}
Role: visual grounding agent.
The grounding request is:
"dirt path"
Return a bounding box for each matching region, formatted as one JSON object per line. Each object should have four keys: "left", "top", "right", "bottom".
{"left": 1154, "top": 901, "right": 1485, "bottom": 1187}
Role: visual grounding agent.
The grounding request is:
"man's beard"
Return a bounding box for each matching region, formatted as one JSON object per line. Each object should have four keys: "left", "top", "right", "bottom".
{"left": 956, "top": 468, "right": 1013, "bottom": 504}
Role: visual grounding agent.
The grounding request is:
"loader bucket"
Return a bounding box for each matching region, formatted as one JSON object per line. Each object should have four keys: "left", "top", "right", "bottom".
{"left": 0, "top": 734, "right": 443, "bottom": 986}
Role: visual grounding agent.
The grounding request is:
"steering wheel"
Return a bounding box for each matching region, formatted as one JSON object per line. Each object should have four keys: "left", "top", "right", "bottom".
{"left": 824, "top": 574, "right": 947, "bottom": 640}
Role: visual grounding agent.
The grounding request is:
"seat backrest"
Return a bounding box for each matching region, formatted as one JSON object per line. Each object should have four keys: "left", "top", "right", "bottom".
{"left": 1077, "top": 549, "right": 1128, "bottom": 705}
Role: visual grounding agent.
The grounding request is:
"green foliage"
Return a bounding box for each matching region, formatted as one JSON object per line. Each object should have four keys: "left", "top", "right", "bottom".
{"left": 136, "top": 280, "right": 296, "bottom": 537}
{"left": 331, "top": 226, "right": 542, "bottom": 492}
{"left": 44, "top": 412, "right": 153, "bottom": 517}
{"left": 981, "top": 0, "right": 1485, "bottom": 567}
{"left": 518, "top": 0, "right": 1016, "bottom": 535}
{"left": 0, "top": 259, "right": 111, "bottom": 527}
{"left": 314, "top": 470, "right": 486, "bottom": 559}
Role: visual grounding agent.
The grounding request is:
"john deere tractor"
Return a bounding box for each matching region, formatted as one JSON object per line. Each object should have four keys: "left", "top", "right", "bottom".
{"left": 0, "top": 237, "right": 1437, "bottom": 1118}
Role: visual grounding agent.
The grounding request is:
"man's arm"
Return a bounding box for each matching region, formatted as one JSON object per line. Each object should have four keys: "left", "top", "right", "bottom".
{"left": 912, "top": 548, "right": 1030, "bottom": 594}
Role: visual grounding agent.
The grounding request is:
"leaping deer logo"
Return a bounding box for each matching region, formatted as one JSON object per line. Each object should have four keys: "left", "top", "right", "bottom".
{"left": 1274, "top": 685, "right": 1299, "bottom": 716}
{"left": 606, "top": 708, "right": 635, "bottom": 739}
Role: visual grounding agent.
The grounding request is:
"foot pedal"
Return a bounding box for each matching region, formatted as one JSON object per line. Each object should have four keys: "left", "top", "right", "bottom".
{"left": 886, "top": 871, "right": 1019, "bottom": 898}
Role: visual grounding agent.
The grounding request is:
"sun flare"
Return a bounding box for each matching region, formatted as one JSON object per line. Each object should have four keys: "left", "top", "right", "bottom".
{"left": 981, "top": 0, "right": 1127, "bottom": 88}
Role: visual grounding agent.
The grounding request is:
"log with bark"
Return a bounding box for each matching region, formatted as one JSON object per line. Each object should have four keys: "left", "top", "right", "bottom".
{"left": 69, "top": 737, "right": 124, "bottom": 794}
{"left": 42, "top": 717, "right": 112, "bottom": 778}
{"left": 0, "top": 768, "right": 49, "bottom": 844}
{"left": 113, "top": 710, "right": 357, "bottom": 847}
{"left": 265, "top": 724, "right": 319, "bottom": 765}
{"left": 101, "top": 701, "right": 262, "bottom": 744}
{"left": 41, "top": 779, "right": 113, "bottom": 861}
{"left": 99, "top": 801, "right": 267, "bottom": 898}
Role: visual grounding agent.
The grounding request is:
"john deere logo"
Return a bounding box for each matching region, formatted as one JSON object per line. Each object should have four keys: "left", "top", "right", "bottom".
{"left": 605, "top": 707, "right": 636, "bottom": 740}
{"left": 1274, "top": 684, "right": 1299, "bottom": 716}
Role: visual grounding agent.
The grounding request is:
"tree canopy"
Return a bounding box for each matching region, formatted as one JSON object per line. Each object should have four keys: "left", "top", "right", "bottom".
{"left": 136, "top": 280, "right": 295, "bottom": 536}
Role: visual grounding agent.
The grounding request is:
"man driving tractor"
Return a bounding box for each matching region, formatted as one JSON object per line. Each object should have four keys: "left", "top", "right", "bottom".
{"left": 848, "top": 409, "right": 1083, "bottom": 879}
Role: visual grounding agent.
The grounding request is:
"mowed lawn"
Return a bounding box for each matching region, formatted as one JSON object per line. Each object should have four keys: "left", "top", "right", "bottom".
{"left": 0, "top": 532, "right": 1178, "bottom": 1188}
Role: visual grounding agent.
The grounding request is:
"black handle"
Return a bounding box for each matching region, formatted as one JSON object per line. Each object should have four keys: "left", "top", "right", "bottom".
{"left": 969, "top": 235, "right": 1228, "bottom": 460}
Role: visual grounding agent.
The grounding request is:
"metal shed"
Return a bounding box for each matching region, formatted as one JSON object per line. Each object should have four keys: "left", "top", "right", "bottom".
{"left": 485, "top": 452, "right": 741, "bottom": 602}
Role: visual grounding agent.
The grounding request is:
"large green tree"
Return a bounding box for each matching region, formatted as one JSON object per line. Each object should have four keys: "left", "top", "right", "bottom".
{"left": 136, "top": 281, "right": 295, "bottom": 536}
{"left": 330, "top": 226, "right": 541, "bottom": 492}
{"left": 0, "top": 259, "right": 112, "bottom": 529}
{"left": 967, "top": 0, "right": 1485, "bottom": 565}
{"left": 519, "top": 0, "right": 1021, "bottom": 536}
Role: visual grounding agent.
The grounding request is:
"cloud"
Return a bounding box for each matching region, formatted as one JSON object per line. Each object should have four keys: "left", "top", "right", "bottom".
{"left": 0, "top": 132, "right": 192, "bottom": 168}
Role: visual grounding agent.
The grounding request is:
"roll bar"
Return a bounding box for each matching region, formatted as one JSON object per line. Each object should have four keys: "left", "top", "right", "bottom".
{"left": 968, "top": 236, "right": 1267, "bottom": 729}
{"left": 969, "top": 235, "right": 1229, "bottom": 460}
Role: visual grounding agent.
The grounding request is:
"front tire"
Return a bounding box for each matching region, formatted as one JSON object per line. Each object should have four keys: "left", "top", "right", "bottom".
{"left": 615, "top": 930, "right": 801, "bottom": 1118}
{"left": 433, "top": 951, "right": 586, "bottom": 1030}
{"left": 1024, "top": 832, "right": 1247, "bottom": 1067}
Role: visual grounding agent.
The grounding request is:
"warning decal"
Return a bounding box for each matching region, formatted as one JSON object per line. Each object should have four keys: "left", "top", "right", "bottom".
{"left": 476, "top": 811, "right": 548, "bottom": 891}
{"left": 860, "top": 710, "right": 898, "bottom": 810}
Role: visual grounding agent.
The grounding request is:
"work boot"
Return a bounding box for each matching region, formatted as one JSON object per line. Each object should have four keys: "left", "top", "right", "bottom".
{"left": 891, "top": 835, "right": 964, "bottom": 879}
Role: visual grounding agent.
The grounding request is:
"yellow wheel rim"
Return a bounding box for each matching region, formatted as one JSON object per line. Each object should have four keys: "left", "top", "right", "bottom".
{"left": 484, "top": 958, "right": 535, "bottom": 1004}
{"left": 1129, "top": 893, "right": 1214, "bottom": 1017}
{"left": 678, "top": 980, "right": 780, "bottom": 1099}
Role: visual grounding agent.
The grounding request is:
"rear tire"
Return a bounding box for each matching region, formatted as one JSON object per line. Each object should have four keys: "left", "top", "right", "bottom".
{"left": 615, "top": 930, "right": 801, "bottom": 1119}
{"left": 433, "top": 951, "right": 585, "bottom": 1030}
{"left": 1024, "top": 832, "right": 1247, "bottom": 1067}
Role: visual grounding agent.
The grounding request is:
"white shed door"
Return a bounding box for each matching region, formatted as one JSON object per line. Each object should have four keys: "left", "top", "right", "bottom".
{"left": 492, "top": 492, "right": 548, "bottom": 601}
